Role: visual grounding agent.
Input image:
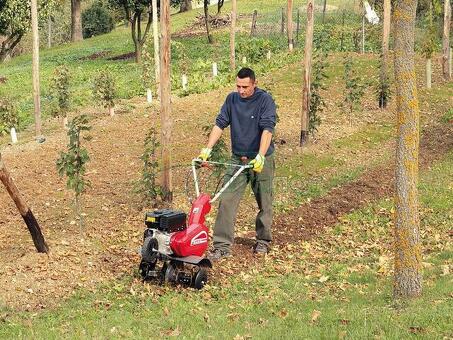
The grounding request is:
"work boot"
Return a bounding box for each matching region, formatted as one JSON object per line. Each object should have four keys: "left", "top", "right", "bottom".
{"left": 207, "top": 248, "right": 231, "bottom": 261}
{"left": 253, "top": 242, "right": 269, "bottom": 255}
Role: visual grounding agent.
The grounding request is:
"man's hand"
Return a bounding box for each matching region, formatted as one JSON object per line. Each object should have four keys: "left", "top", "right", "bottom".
{"left": 198, "top": 148, "right": 212, "bottom": 162}
{"left": 249, "top": 154, "right": 265, "bottom": 173}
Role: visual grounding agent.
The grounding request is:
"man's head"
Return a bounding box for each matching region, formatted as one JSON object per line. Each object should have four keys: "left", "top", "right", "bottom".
{"left": 236, "top": 67, "right": 256, "bottom": 98}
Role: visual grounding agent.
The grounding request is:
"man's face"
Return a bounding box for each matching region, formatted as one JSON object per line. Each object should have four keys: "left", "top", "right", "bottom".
{"left": 236, "top": 77, "right": 256, "bottom": 98}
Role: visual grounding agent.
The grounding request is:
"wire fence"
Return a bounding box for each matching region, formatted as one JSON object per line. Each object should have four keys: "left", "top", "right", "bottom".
{"left": 242, "top": 0, "right": 448, "bottom": 55}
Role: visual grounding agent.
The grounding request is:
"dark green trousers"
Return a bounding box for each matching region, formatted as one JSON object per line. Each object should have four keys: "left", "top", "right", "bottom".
{"left": 213, "top": 154, "right": 275, "bottom": 252}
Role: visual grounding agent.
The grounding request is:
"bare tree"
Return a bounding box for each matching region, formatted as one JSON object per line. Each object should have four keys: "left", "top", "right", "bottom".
{"left": 442, "top": 0, "right": 451, "bottom": 79}
{"left": 300, "top": 0, "right": 314, "bottom": 146}
{"left": 0, "top": 154, "right": 49, "bottom": 253}
{"left": 160, "top": 0, "right": 173, "bottom": 201}
{"left": 180, "top": 0, "right": 192, "bottom": 12}
{"left": 393, "top": 0, "right": 422, "bottom": 299}
{"left": 204, "top": 0, "right": 213, "bottom": 43}
{"left": 71, "top": 0, "right": 83, "bottom": 42}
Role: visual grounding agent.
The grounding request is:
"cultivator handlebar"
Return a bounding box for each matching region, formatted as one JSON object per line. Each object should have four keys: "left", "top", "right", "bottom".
{"left": 191, "top": 158, "right": 252, "bottom": 203}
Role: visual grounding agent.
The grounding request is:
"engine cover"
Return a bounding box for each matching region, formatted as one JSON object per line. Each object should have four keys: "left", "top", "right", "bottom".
{"left": 170, "top": 223, "right": 209, "bottom": 257}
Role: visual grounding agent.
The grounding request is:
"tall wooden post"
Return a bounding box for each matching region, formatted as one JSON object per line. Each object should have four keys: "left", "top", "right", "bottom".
{"left": 281, "top": 7, "right": 285, "bottom": 34}
{"left": 152, "top": 0, "right": 161, "bottom": 100}
{"left": 160, "top": 0, "right": 172, "bottom": 202}
{"left": 442, "top": 0, "right": 451, "bottom": 79}
{"left": 230, "top": 0, "right": 237, "bottom": 71}
{"left": 300, "top": 0, "right": 314, "bottom": 147}
{"left": 379, "top": 0, "right": 391, "bottom": 108}
{"left": 250, "top": 10, "right": 258, "bottom": 37}
{"left": 287, "top": 0, "right": 294, "bottom": 51}
{"left": 0, "top": 154, "right": 49, "bottom": 253}
{"left": 31, "top": 0, "right": 42, "bottom": 139}
{"left": 393, "top": 0, "right": 422, "bottom": 299}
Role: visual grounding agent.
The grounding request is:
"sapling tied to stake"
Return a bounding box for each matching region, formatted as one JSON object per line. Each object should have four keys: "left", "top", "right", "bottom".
{"left": 0, "top": 98, "right": 19, "bottom": 144}
{"left": 50, "top": 65, "right": 71, "bottom": 128}
{"left": 93, "top": 69, "right": 116, "bottom": 116}
{"left": 141, "top": 39, "right": 155, "bottom": 103}
{"left": 309, "top": 30, "right": 330, "bottom": 136}
{"left": 342, "top": 54, "right": 365, "bottom": 125}
{"left": 135, "top": 127, "right": 162, "bottom": 206}
{"left": 56, "top": 115, "right": 91, "bottom": 231}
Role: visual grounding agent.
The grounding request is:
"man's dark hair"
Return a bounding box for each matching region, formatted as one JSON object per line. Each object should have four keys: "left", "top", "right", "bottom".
{"left": 237, "top": 67, "right": 256, "bottom": 82}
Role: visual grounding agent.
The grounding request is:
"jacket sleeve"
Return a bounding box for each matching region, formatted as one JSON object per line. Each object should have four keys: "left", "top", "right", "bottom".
{"left": 259, "top": 95, "right": 276, "bottom": 133}
{"left": 215, "top": 95, "right": 231, "bottom": 129}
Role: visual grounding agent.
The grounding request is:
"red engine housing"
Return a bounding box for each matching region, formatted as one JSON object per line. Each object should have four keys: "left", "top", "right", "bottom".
{"left": 170, "top": 194, "right": 211, "bottom": 257}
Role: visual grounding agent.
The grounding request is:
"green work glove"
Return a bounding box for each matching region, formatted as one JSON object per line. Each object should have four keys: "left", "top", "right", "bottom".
{"left": 198, "top": 147, "right": 212, "bottom": 162}
{"left": 249, "top": 154, "right": 265, "bottom": 173}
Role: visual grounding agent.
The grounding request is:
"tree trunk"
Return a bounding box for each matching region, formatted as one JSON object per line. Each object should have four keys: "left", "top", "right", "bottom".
{"left": 217, "top": 0, "right": 225, "bottom": 14}
{"left": 160, "top": 0, "right": 173, "bottom": 202}
{"left": 31, "top": 0, "right": 42, "bottom": 139}
{"left": 0, "top": 154, "right": 49, "bottom": 253}
{"left": 250, "top": 10, "right": 258, "bottom": 37}
{"left": 322, "top": 0, "right": 327, "bottom": 23}
{"left": 300, "top": 0, "right": 314, "bottom": 147}
{"left": 71, "top": 0, "right": 83, "bottom": 42}
{"left": 442, "top": 0, "right": 451, "bottom": 79}
{"left": 296, "top": 9, "right": 300, "bottom": 46}
{"left": 204, "top": 0, "right": 213, "bottom": 44}
{"left": 393, "top": 0, "right": 422, "bottom": 299}
{"left": 379, "top": 0, "right": 391, "bottom": 108}
{"left": 230, "top": 0, "right": 237, "bottom": 71}
{"left": 0, "top": 33, "right": 23, "bottom": 62}
{"left": 180, "top": 0, "right": 192, "bottom": 12}
{"left": 152, "top": 0, "right": 161, "bottom": 100}
{"left": 287, "top": 0, "right": 294, "bottom": 51}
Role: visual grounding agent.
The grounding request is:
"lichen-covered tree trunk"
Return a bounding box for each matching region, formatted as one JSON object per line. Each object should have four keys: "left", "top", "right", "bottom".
{"left": 393, "top": 0, "right": 422, "bottom": 299}
{"left": 71, "top": 0, "right": 83, "bottom": 42}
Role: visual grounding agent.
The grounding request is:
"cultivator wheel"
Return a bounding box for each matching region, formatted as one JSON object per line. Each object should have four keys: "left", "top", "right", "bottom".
{"left": 192, "top": 267, "right": 208, "bottom": 290}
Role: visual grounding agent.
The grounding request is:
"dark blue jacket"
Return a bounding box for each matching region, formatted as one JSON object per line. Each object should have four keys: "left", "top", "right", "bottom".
{"left": 215, "top": 88, "right": 276, "bottom": 158}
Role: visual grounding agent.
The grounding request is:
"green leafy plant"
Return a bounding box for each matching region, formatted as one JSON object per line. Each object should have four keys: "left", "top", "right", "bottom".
{"left": 82, "top": 1, "right": 115, "bottom": 39}
{"left": 49, "top": 65, "right": 71, "bottom": 119}
{"left": 237, "top": 37, "right": 276, "bottom": 63}
{"left": 0, "top": 98, "right": 19, "bottom": 136}
{"left": 342, "top": 54, "right": 365, "bottom": 125}
{"left": 93, "top": 69, "right": 116, "bottom": 115}
{"left": 309, "top": 30, "right": 330, "bottom": 136}
{"left": 56, "top": 115, "right": 91, "bottom": 229}
{"left": 135, "top": 127, "right": 163, "bottom": 206}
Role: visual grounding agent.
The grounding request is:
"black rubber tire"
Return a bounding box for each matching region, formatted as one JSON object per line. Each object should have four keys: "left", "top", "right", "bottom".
{"left": 139, "top": 259, "right": 156, "bottom": 280}
{"left": 193, "top": 268, "right": 208, "bottom": 290}
{"left": 141, "top": 237, "right": 158, "bottom": 263}
{"left": 164, "top": 263, "right": 177, "bottom": 283}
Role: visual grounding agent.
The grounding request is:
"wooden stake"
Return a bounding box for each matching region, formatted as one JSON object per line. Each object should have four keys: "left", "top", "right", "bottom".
{"left": 442, "top": 0, "right": 451, "bottom": 79}
{"left": 31, "top": 0, "right": 42, "bottom": 139}
{"left": 152, "top": 0, "right": 161, "bottom": 101}
{"left": 250, "top": 10, "right": 258, "bottom": 37}
{"left": 230, "top": 0, "right": 237, "bottom": 71}
{"left": 287, "top": 0, "right": 294, "bottom": 51}
{"left": 0, "top": 154, "right": 49, "bottom": 253}
{"left": 281, "top": 7, "right": 285, "bottom": 34}
{"left": 160, "top": 0, "right": 173, "bottom": 202}
{"left": 300, "top": 0, "right": 314, "bottom": 147}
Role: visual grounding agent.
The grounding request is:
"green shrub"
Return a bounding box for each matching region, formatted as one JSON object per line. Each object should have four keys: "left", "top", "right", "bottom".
{"left": 0, "top": 98, "right": 19, "bottom": 135}
{"left": 92, "top": 69, "right": 116, "bottom": 113}
{"left": 82, "top": 1, "right": 115, "bottom": 39}
{"left": 49, "top": 65, "right": 71, "bottom": 118}
{"left": 236, "top": 37, "right": 277, "bottom": 63}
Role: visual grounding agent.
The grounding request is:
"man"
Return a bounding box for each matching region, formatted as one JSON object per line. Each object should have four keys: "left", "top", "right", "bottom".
{"left": 197, "top": 67, "right": 276, "bottom": 260}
